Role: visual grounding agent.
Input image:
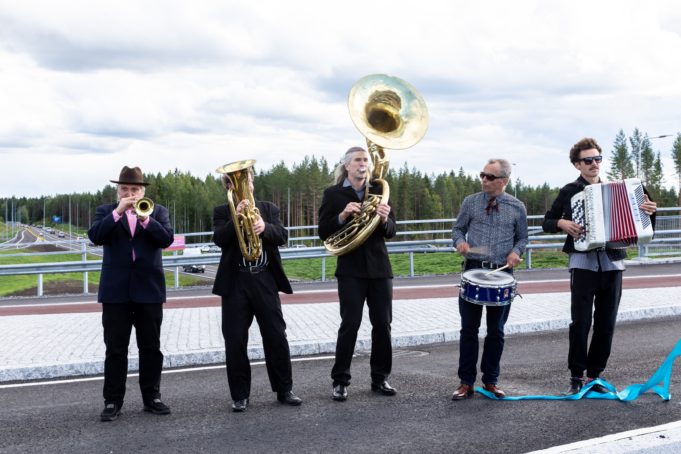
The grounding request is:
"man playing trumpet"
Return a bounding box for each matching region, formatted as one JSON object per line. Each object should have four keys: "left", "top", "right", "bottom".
{"left": 88, "top": 166, "right": 174, "bottom": 422}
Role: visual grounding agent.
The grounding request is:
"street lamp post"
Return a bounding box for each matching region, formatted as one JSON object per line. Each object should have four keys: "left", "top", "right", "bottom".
{"left": 68, "top": 195, "right": 72, "bottom": 238}
{"left": 649, "top": 133, "right": 679, "bottom": 206}
{"left": 512, "top": 163, "right": 517, "bottom": 198}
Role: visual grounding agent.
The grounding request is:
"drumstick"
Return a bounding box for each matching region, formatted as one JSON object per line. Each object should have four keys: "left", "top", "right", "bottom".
{"left": 484, "top": 264, "right": 510, "bottom": 276}
{"left": 467, "top": 246, "right": 489, "bottom": 255}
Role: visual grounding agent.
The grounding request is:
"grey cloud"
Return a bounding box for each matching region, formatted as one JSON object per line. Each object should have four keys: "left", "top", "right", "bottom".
{"left": 0, "top": 16, "right": 224, "bottom": 72}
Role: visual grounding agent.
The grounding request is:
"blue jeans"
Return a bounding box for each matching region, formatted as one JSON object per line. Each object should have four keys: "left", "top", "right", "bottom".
{"left": 457, "top": 271, "right": 512, "bottom": 386}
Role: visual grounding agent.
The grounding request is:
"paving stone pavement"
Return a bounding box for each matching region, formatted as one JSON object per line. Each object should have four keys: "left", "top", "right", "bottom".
{"left": 1, "top": 285, "right": 680, "bottom": 382}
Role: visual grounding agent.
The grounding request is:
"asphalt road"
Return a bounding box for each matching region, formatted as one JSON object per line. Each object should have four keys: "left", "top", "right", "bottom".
{"left": 1, "top": 316, "right": 680, "bottom": 453}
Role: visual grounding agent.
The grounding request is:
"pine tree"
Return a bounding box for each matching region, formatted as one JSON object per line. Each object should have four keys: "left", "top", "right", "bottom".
{"left": 640, "top": 134, "right": 655, "bottom": 186}
{"left": 607, "top": 129, "right": 634, "bottom": 181}
{"left": 646, "top": 152, "right": 665, "bottom": 198}
{"left": 672, "top": 133, "right": 681, "bottom": 207}
{"left": 629, "top": 128, "right": 644, "bottom": 178}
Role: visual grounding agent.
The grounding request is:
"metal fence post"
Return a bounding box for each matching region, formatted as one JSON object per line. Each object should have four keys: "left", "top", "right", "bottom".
{"left": 37, "top": 274, "right": 43, "bottom": 297}
{"left": 526, "top": 249, "right": 532, "bottom": 269}
{"left": 321, "top": 257, "right": 326, "bottom": 282}
{"left": 409, "top": 252, "right": 414, "bottom": 277}
{"left": 174, "top": 250, "right": 180, "bottom": 288}
{"left": 82, "top": 242, "right": 88, "bottom": 294}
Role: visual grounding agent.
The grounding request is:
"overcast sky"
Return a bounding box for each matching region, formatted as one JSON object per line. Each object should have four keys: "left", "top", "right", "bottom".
{"left": 1, "top": 0, "right": 680, "bottom": 198}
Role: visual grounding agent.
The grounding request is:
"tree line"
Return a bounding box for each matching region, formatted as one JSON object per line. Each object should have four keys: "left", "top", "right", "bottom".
{"left": 2, "top": 131, "right": 680, "bottom": 235}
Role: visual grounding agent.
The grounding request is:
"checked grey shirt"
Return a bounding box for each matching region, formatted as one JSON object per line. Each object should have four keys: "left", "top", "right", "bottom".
{"left": 452, "top": 191, "right": 529, "bottom": 265}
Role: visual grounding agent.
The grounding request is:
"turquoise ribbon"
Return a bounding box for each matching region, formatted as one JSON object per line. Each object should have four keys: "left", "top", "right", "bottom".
{"left": 476, "top": 338, "right": 681, "bottom": 401}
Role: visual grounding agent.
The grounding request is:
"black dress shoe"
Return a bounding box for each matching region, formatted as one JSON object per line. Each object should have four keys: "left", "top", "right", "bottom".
{"left": 277, "top": 391, "right": 302, "bottom": 406}
{"left": 588, "top": 383, "right": 609, "bottom": 394}
{"left": 562, "top": 377, "right": 583, "bottom": 396}
{"left": 100, "top": 402, "right": 122, "bottom": 422}
{"left": 232, "top": 398, "right": 249, "bottom": 412}
{"left": 332, "top": 384, "right": 348, "bottom": 401}
{"left": 371, "top": 381, "right": 397, "bottom": 396}
{"left": 143, "top": 398, "right": 171, "bottom": 415}
{"left": 585, "top": 378, "right": 609, "bottom": 394}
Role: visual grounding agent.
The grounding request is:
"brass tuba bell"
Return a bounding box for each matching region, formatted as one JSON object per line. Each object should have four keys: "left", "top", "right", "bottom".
{"left": 324, "top": 74, "right": 428, "bottom": 256}
{"left": 216, "top": 159, "right": 262, "bottom": 261}
{"left": 134, "top": 197, "right": 154, "bottom": 217}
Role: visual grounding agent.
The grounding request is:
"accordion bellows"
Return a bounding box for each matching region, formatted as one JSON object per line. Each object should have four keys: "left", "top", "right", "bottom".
{"left": 570, "top": 178, "right": 653, "bottom": 251}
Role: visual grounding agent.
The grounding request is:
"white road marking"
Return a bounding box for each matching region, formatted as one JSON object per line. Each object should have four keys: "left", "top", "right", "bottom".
{"left": 528, "top": 419, "right": 681, "bottom": 453}
{"left": 0, "top": 355, "right": 336, "bottom": 389}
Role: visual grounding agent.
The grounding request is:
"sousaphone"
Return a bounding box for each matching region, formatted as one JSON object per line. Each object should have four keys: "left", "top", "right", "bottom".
{"left": 324, "top": 74, "right": 429, "bottom": 256}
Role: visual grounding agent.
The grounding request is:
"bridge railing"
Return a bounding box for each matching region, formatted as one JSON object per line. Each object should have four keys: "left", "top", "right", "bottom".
{"left": 1, "top": 208, "right": 679, "bottom": 296}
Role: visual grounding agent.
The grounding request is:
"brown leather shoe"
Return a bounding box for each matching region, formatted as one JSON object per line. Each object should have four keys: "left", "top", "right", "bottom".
{"left": 451, "top": 383, "right": 474, "bottom": 400}
{"left": 483, "top": 383, "right": 506, "bottom": 398}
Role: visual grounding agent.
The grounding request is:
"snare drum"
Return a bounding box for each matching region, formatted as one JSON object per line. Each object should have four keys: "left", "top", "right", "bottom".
{"left": 459, "top": 269, "right": 516, "bottom": 306}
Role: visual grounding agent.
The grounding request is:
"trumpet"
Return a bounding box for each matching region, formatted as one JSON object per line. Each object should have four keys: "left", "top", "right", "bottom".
{"left": 134, "top": 197, "right": 154, "bottom": 217}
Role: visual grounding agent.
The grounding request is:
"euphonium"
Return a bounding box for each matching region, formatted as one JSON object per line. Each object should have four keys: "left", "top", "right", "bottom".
{"left": 324, "top": 74, "right": 428, "bottom": 256}
{"left": 134, "top": 197, "right": 154, "bottom": 217}
{"left": 215, "top": 159, "right": 262, "bottom": 261}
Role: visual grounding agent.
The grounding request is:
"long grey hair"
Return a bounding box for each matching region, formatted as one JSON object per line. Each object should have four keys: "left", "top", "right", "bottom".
{"left": 334, "top": 146, "right": 369, "bottom": 184}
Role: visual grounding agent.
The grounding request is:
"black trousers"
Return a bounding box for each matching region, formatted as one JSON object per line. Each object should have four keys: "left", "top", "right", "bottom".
{"left": 102, "top": 302, "right": 164, "bottom": 405}
{"left": 221, "top": 270, "right": 293, "bottom": 401}
{"left": 331, "top": 277, "right": 393, "bottom": 386}
{"left": 568, "top": 268, "right": 623, "bottom": 378}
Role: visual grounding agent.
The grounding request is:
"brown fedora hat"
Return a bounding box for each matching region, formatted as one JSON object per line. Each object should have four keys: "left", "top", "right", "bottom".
{"left": 110, "top": 166, "right": 149, "bottom": 186}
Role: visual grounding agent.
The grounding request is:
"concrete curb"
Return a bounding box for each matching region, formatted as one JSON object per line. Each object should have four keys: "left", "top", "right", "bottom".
{"left": 3, "top": 305, "right": 680, "bottom": 383}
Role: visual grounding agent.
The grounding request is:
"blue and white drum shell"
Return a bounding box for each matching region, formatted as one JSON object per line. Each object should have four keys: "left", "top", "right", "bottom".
{"left": 459, "top": 269, "right": 516, "bottom": 306}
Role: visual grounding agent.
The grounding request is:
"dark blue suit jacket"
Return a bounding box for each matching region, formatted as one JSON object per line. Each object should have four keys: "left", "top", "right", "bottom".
{"left": 88, "top": 203, "right": 174, "bottom": 303}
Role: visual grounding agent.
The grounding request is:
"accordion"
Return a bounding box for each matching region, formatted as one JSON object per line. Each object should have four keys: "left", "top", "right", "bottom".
{"left": 570, "top": 178, "right": 653, "bottom": 251}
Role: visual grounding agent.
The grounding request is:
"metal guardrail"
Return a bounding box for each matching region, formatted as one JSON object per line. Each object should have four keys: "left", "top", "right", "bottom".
{"left": 1, "top": 209, "right": 679, "bottom": 296}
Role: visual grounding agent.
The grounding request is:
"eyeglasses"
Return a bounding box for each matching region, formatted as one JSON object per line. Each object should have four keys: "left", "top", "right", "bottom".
{"left": 576, "top": 156, "right": 603, "bottom": 165}
{"left": 480, "top": 172, "right": 505, "bottom": 181}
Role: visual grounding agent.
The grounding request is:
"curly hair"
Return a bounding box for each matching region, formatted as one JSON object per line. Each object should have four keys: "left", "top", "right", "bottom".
{"left": 569, "top": 138, "right": 602, "bottom": 163}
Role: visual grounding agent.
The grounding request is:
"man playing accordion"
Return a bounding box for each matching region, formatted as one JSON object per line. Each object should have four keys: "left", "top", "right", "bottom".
{"left": 542, "top": 137, "right": 657, "bottom": 395}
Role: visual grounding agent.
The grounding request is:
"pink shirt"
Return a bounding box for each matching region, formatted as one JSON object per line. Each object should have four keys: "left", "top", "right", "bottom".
{"left": 112, "top": 209, "right": 150, "bottom": 260}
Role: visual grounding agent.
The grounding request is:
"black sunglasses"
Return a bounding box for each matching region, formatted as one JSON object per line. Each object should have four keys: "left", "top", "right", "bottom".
{"left": 576, "top": 155, "right": 603, "bottom": 165}
{"left": 480, "top": 172, "right": 505, "bottom": 181}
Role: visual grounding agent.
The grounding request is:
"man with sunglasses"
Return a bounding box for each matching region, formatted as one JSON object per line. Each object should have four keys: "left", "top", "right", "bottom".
{"left": 542, "top": 137, "right": 657, "bottom": 395}
{"left": 451, "top": 159, "right": 528, "bottom": 400}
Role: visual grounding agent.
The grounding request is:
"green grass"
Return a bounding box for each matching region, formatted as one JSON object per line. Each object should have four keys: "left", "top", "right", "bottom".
{"left": 0, "top": 247, "right": 207, "bottom": 297}
{"left": 519, "top": 250, "right": 569, "bottom": 269}
{"left": 0, "top": 222, "right": 12, "bottom": 242}
{"left": 283, "top": 247, "right": 643, "bottom": 280}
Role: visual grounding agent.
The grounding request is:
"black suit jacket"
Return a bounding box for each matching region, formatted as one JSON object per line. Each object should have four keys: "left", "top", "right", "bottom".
{"left": 211, "top": 201, "right": 293, "bottom": 296}
{"left": 318, "top": 181, "right": 396, "bottom": 279}
{"left": 88, "top": 203, "right": 174, "bottom": 303}
{"left": 542, "top": 176, "right": 656, "bottom": 260}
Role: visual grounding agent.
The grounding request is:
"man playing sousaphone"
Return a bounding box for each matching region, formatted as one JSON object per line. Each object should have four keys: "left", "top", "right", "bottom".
{"left": 318, "top": 74, "right": 427, "bottom": 402}
{"left": 318, "top": 146, "right": 398, "bottom": 402}
{"left": 451, "top": 158, "right": 528, "bottom": 400}
{"left": 212, "top": 160, "right": 302, "bottom": 412}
